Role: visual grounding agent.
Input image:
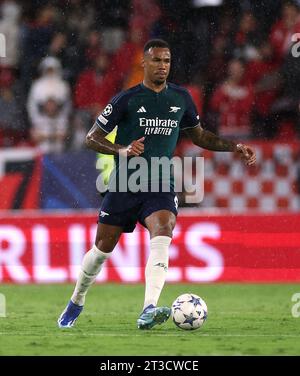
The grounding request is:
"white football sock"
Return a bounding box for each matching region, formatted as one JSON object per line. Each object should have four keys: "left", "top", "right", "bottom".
{"left": 71, "top": 245, "right": 111, "bottom": 306}
{"left": 143, "top": 236, "right": 171, "bottom": 310}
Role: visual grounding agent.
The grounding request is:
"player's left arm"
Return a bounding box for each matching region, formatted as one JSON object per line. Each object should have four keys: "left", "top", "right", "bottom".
{"left": 185, "top": 125, "right": 256, "bottom": 166}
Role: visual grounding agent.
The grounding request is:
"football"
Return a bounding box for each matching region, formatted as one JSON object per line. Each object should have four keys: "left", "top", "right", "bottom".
{"left": 171, "top": 293, "right": 208, "bottom": 330}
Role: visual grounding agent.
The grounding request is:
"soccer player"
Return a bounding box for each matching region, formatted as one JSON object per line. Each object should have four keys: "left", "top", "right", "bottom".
{"left": 58, "top": 39, "right": 256, "bottom": 329}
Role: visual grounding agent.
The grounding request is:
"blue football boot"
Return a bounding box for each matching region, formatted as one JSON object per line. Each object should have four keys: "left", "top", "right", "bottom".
{"left": 137, "top": 304, "right": 171, "bottom": 330}
{"left": 57, "top": 300, "right": 83, "bottom": 328}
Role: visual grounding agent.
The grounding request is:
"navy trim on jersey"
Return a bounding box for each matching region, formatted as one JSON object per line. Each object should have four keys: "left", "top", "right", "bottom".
{"left": 97, "top": 122, "right": 110, "bottom": 134}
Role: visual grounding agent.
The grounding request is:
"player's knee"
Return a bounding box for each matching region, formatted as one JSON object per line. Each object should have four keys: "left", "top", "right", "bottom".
{"left": 95, "top": 239, "right": 116, "bottom": 253}
{"left": 150, "top": 222, "right": 174, "bottom": 238}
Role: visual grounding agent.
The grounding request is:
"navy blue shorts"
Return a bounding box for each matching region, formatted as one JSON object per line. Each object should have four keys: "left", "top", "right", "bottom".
{"left": 98, "top": 192, "right": 178, "bottom": 232}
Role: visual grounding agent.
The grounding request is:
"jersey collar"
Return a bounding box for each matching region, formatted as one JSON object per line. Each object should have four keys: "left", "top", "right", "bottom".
{"left": 140, "top": 82, "right": 168, "bottom": 94}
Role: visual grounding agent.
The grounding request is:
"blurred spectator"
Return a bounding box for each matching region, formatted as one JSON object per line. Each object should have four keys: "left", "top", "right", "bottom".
{"left": 269, "top": 40, "right": 300, "bottom": 139}
{"left": 129, "top": 0, "right": 161, "bottom": 43}
{"left": 31, "top": 97, "right": 69, "bottom": 153}
{"left": 19, "top": 4, "right": 57, "bottom": 91}
{"left": 185, "top": 84, "right": 204, "bottom": 117}
{"left": 234, "top": 11, "right": 261, "bottom": 61}
{"left": 47, "top": 31, "right": 84, "bottom": 85}
{"left": 83, "top": 30, "right": 102, "bottom": 67}
{"left": 123, "top": 44, "right": 144, "bottom": 89}
{"left": 101, "top": 26, "right": 146, "bottom": 98}
{"left": 48, "top": 32, "right": 67, "bottom": 59}
{"left": 281, "top": 43, "right": 300, "bottom": 101}
{"left": 63, "top": 0, "right": 96, "bottom": 42}
{"left": 27, "top": 57, "right": 71, "bottom": 153}
{"left": 0, "top": 0, "right": 21, "bottom": 68}
{"left": 69, "top": 110, "right": 90, "bottom": 151}
{"left": 245, "top": 41, "right": 280, "bottom": 138}
{"left": 0, "top": 68, "right": 26, "bottom": 146}
{"left": 210, "top": 59, "right": 254, "bottom": 138}
{"left": 122, "top": 28, "right": 145, "bottom": 89}
{"left": 74, "top": 51, "right": 110, "bottom": 118}
{"left": 150, "top": 3, "right": 179, "bottom": 40}
{"left": 270, "top": 1, "right": 300, "bottom": 65}
{"left": 206, "top": 14, "right": 234, "bottom": 87}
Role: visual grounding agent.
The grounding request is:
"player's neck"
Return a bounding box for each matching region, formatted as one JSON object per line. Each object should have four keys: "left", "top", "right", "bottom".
{"left": 142, "top": 79, "right": 167, "bottom": 93}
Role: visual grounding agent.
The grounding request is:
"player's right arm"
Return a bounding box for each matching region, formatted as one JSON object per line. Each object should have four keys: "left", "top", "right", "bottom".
{"left": 86, "top": 93, "right": 144, "bottom": 156}
{"left": 86, "top": 123, "right": 144, "bottom": 156}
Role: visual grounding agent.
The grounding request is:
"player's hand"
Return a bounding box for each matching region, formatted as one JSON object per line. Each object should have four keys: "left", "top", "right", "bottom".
{"left": 119, "top": 137, "right": 145, "bottom": 157}
{"left": 235, "top": 143, "right": 256, "bottom": 166}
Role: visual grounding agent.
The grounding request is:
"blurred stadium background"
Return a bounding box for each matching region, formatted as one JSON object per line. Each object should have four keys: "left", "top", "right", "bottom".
{"left": 0, "top": 0, "right": 300, "bottom": 286}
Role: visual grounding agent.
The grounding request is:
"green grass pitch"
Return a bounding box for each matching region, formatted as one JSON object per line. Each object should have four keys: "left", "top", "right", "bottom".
{"left": 0, "top": 283, "right": 299, "bottom": 355}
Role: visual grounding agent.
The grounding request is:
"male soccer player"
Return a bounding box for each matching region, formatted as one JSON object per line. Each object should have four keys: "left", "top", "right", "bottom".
{"left": 58, "top": 39, "right": 256, "bottom": 329}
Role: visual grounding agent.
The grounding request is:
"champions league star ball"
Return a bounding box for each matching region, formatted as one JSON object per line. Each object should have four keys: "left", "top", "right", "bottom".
{"left": 171, "top": 293, "right": 208, "bottom": 330}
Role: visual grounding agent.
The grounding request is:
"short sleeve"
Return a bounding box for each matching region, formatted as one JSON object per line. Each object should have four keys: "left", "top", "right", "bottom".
{"left": 96, "top": 92, "right": 128, "bottom": 133}
{"left": 180, "top": 90, "right": 201, "bottom": 130}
